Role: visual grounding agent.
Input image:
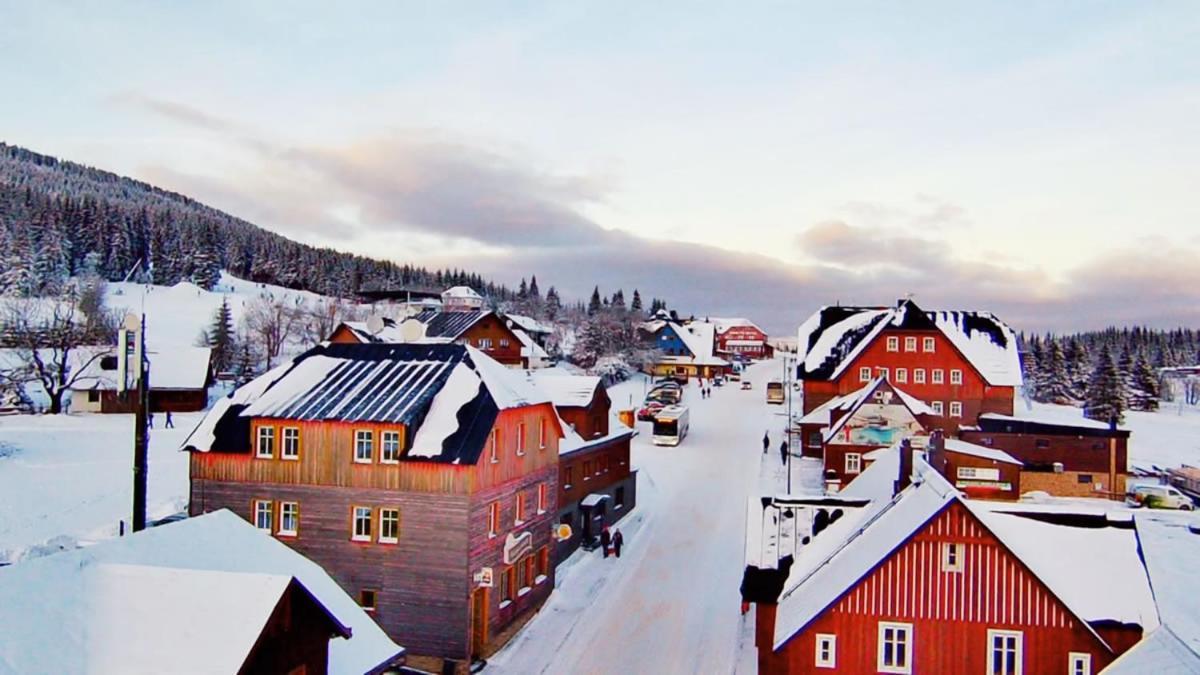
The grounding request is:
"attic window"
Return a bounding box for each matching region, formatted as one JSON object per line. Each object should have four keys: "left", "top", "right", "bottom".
{"left": 941, "top": 542, "right": 964, "bottom": 572}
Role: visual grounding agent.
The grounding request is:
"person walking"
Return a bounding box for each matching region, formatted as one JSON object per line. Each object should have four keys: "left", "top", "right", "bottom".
{"left": 600, "top": 525, "right": 612, "bottom": 558}
{"left": 165, "top": 411, "right": 174, "bottom": 429}
{"left": 612, "top": 528, "right": 624, "bottom": 558}
{"left": 148, "top": 413, "right": 154, "bottom": 429}
{"left": 762, "top": 431, "right": 770, "bottom": 455}
{"left": 780, "top": 439, "right": 789, "bottom": 466}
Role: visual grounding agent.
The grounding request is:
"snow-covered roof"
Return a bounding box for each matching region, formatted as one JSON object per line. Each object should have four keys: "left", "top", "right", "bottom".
{"left": 1133, "top": 511, "right": 1200, "bottom": 658}
{"left": 1104, "top": 626, "right": 1200, "bottom": 674}
{"left": 796, "top": 377, "right": 934, "bottom": 443}
{"left": 696, "top": 317, "right": 765, "bottom": 336}
{"left": 795, "top": 300, "right": 1023, "bottom": 387}
{"left": 528, "top": 371, "right": 602, "bottom": 408}
{"left": 841, "top": 442, "right": 905, "bottom": 500}
{"left": 649, "top": 320, "right": 729, "bottom": 367}
{"left": 68, "top": 345, "right": 212, "bottom": 391}
{"left": 942, "top": 437, "right": 1022, "bottom": 465}
{"left": 976, "top": 411, "right": 1129, "bottom": 435}
{"left": 182, "top": 343, "right": 554, "bottom": 464}
{"left": 506, "top": 313, "right": 553, "bottom": 335}
{"left": 558, "top": 413, "right": 635, "bottom": 457}
{"left": 514, "top": 328, "right": 549, "bottom": 360}
{"left": 0, "top": 510, "right": 404, "bottom": 675}
{"left": 442, "top": 285, "right": 483, "bottom": 300}
{"left": 335, "top": 320, "right": 407, "bottom": 343}
{"left": 412, "top": 308, "right": 491, "bottom": 339}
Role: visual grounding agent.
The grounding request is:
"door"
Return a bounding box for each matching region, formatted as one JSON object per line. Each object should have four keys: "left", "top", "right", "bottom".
{"left": 471, "top": 588, "right": 488, "bottom": 658}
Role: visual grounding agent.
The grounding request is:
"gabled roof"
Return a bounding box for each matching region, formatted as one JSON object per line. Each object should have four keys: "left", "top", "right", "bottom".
{"left": 795, "top": 300, "right": 1023, "bottom": 387}
{"left": 796, "top": 377, "right": 934, "bottom": 443}
{"left": 333, "top": 319, "right": 407, "bottom": 344}
{"left": 942, "top": 437, "right": 1022, "bottom": 465}
{"left": 413, "top": 309, "right": 491, "bottom": 339}
{"left": 527, "top": 371, "right": 602, "bottom": 408}
{"left": 514, "top": 328, "right": 549, "bottom": 360}
{"left": 182, "top": 343, "right": 553, "bottom": 464}
{"left": 1103, "top": 626, "right": 1200, "bottom": 674}
{"left": 649, "top": 320, "right": 729, "bottom": 367}
{"left": 69, "top": 346, "right": 212, "bottom": 391}
{"left": 442, "top": 285, "right": 483, "bottom": 300}
{"left": 506, "top": 313, "right": 553, "bottom": 335}
{"left": 0, "top": 510, "right": 404, "bottom": 675}
{"left": 702, "top": 317, "right": 765, "bottom": 335}
{"left": 1132, "top": 511, "right": 1200, "bottom": 658}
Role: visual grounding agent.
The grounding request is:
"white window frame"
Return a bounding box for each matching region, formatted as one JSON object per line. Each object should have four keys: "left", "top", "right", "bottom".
{"left": 253, "top": 499, "right": 273, "bottom": 532}
{"left": 381, "top": 430, "right": 401, "bottom": 464}
{"left": 923, "top": 337, "right": 936, "bottom": 353}
{"left": 256, "top": 426, "right": 275, "bottom": 459}
{"left": 886, "top": 336, "right": 899, "bottom": 352}
{"left": 877, "top": 622, "right": 913, "bottom": 674}
{"left": 514, "top": 492, "right": 526, "bottom": 526}
{"left": 904, "top": 336, "right": 917, "bottom": 352}
{"left": 896, "top": 368, "right": 907, "bottom": 383}
{"left": 537, "top": 483, "right": 548, "bottom": 514}
{"left": 278, "top": 501, "right": 298, "bottom": 536}
{"left": 517, "top": 423, "right": 527, "bottom": 456}
{"left": 1068, "top": 652, "right": 1091, "bottom": 675}
{"left": 845, "top": 452, "right": 862, "bottom": 475}
{"left": 488, "top": 502, "right": 501, "bottom": 538}
{"left": 354, "top": 430, "right": 374, "bottom": 463}
{"left": 876, "top": 367, "right": 889, "bottom": 380}
{"left": 941, "top": 541, "right": 964, "bottom": 572}
{"left": 860, "top": 366, "right": 871, "bottom": 383}
{"left": 490, "top": 430, "right": 499, "bottom": 463}
{"left": 950, "top": 369, "right": 963, "bottom": 385}
{"left": 352, "top": 506, "right": 372, "bottom": 542}
{"left": 949, "top": 401, "right": 963, "bottom": 418}
{"left": 378, "top": 507, "right": 400, "bottom": 544}
{"left": 932, "top": 401, "right": 944, "bottom": 415}
{"left": 499, "top": 338, "right": 509, "bottom": 348}
{"left": 478, "top": 337, "right": 493, "bottom": 349}
{"left": 987, "top": 629, "right": 1023, "bottom": 675}
{"left": 914, "top": 368, "right": 926, "bottom": 384}
{"left": 538, "top": 418, "right": 547, "bottom": 449}
{"left": 281, "top": 427, "right": 300, "bottom": 460}
{"left": 815, "top": 633, "right": 836, "bottom": 668}
{"left": 932, "top": 369, "right": 944, "bottom": 384}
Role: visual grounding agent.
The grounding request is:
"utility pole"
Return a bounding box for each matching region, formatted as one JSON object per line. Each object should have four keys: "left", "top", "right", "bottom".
{"left": 132, "top": 311, "right": 149, "bottom": 531}
{"left": 784, "top": 354, "right": 794, "bottom": 494}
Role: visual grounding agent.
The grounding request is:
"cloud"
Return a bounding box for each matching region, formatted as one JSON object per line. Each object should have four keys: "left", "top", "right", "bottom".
{"left": 110, "top": 93, "right": 242, "bottom": 135}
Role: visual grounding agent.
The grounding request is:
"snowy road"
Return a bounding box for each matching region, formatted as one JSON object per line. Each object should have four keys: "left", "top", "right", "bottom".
{"left": 487, "top": 359, "right": 803, "bottom": 675}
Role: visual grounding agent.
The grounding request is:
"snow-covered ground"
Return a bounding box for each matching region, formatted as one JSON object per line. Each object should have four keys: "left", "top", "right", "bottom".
{"left": 0, "top": 412, "right": 199, "bottom": 564}
{"left": 485, "top": 359, "right": 811, "bottom": 675}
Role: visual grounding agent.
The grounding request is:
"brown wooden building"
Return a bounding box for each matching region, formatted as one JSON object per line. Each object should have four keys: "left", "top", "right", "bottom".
{"left": 795, "top": 300, "right": 1022, "bottom": 432}
{"left": 926, "top": 431, "right": 1023, "bottom": 500}
{"left": 330, "top": 310, "right": 534, "bottom": 368}
{"left": 69, "top": 346, "right": 213, "bottom": 413}
{"left": 185, "top": 343, "right": 563, "bottom": 673}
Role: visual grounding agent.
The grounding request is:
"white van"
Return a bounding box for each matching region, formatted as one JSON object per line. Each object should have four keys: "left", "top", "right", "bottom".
{"left": 652, "top": 405, "right": 690, "bottom": 446}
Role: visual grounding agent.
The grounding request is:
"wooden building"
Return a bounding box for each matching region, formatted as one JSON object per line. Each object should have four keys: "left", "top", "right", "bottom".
{"left": 69, "top": 345, "right": 213, "bottom": 413}
{"left": 695, "top": 317, "right": 773, "bottom": 360}
{"left": 639, "top": 314, "right": 729, "bottom": 380}
{"left": 795, "top": 300, "right": 1022, "bottom": 432}
{"left": 926, "top": 431, "right": 1023, "bottom": 500}
{"left": 330, "top": 310, "right": 540, "bottom": 369}
{"left": 527, "top": 372, "right": 638, "bottom": 559}
{"left": 185, "top": 343, "right": 563, "bottom": 673}
{"left": 741, "top": 453, "right": 1157, "bottom": 675}
{"left": 959, "top": 413, "right": 1130, "bottom": 499}
{"left": 0, "top": 509, "right": 405, "bottom": 675}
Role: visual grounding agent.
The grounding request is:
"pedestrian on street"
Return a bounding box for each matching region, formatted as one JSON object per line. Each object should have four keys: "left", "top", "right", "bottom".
{"left": 762, "top": 432, "right": 770, "bottom": 455}
{"left": 165, "top": 411, "right": 174, "bottom": 429}
{"left": 148, "top": 413, "right": 154, "bottom": 429}
{"left": 780, "top": 439, "right": 789, "bottom": 466}
{"left": 612, "top": 528, "right": 624, "bottom": 558}
{"left": 600, "top": 525, "right": 612, "bottom": 558}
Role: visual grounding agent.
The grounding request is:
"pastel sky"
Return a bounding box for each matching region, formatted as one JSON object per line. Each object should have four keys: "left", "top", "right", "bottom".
{"left": 3, "top": 2, "right": 1199, "bottom": 334}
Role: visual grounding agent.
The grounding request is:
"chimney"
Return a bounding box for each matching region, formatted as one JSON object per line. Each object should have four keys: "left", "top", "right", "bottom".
{"left": 1108, "top": 415, "right": 1118, "bottom": 432}
{"left": 894, "top": 438, "right": 914, "bottom": 496}
{"left": 926, "top": 430, "right": 946, "bottom": 475}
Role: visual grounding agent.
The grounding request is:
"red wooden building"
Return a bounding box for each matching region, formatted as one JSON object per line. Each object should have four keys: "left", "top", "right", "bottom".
{"left": 795, "top": 300, "right": 1022, "bottom": 432}
{"left": 741, "top": 454, "right": 1158, "bottom": 675}
{"left": 185, "top": 343, "right": 563, "bottom": 674}
{"left": 330, "top": 310, "right": 536, "bottom": 368}
{"left": 702, "top": 317, "right": 773, "bottom": 360}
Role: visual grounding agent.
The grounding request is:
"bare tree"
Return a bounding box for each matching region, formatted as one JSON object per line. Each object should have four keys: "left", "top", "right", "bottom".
{"left": 0, "top": 286, "right": 114, "bottom": 414}
{"left": 243, "top": 292, "right": 302, "bottom": 369}
{"left": 301, "top": 297, "right": 361, "bottom": 346}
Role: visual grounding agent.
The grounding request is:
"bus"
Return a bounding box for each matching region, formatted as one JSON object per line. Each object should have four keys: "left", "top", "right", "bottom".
{"left": 766, "top": 381, "right": 785, "bottom": 405}
{"left": 652, "top": 405, "right": 690, "bottom": 446}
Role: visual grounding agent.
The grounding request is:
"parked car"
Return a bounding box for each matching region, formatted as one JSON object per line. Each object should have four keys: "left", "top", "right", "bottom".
{"left": 741, "top": 381, "right": 752, "bottom": 390}
{"left": 647, "top": 388, "right": 682, "bottom": 405}
{"left": 1128, "top": 484, "right": 1195, "bottom": 510}
{"left": 637, "top": 401, "right": 666, "bottom": 421}
{"left": 728, "top": 372, "right": 741, "bottom": 382}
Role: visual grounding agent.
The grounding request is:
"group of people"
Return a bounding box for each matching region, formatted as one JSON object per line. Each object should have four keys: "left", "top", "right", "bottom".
{"left": 763, "top": 431, "right": 789, "bottom": 466}
{"left": 696, "top": 379, "right": 714, "bottom": 399}
{"left": 599, "top": 525, "right": 625, "bottom": 558}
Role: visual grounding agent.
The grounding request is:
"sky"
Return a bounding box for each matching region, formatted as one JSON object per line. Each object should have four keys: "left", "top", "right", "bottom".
{"left": 2, "top": 1, "right": 1199, "bottom": 335}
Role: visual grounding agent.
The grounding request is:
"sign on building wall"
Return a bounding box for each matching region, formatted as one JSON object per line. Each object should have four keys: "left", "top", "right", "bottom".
{"left": 503, "top": 531, "right": 533, "bottom": 564}
{"left": 474, "top": 567, "right": 494, "bottom": 588}
{"left": 957, "top": 466, "right": 1001, "bottom": 481}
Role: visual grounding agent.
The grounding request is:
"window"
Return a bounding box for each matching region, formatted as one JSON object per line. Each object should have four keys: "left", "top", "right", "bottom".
{"left": 379, "top": 507, "right": 399, "bottom": 543}
{"left": 87, "top": 390, "right": 100, "bottom": 403}
{"left": 1078, "top": 474, "right": 1093, "bottom": 484}
{"left": 932, "top": 369, "right": 944, "bottom": 384}
{"left": 359, "top": 589, "right": 377, "bottom": 613}
{"left": 537, "top": 484, "right": 548, "bottom": 514}
{"left": 886, "top": 336, "right": 899, "bottom": 352}
{"left": 499, "top": 338, "right": 510, "bottom": 348}
{"left": 254, "top": 500, "right": 273, "bottom": 531}
{"left": 539, "top": 418, "right": 547, "bottom": 449}
{"left": 563, "top": 467, "right": 573, "bottom": 489}
{"left": 941, "top": 542, "right": 964, "bottom": 572}
{"left": 352, "top": 506, "right": 372, "bottom": 542}
{"left": 815, "top": 633, "right": 836, "bottom": 668}
{"left": 380, "top": 430, "right": 402, "bottom": 463}
{"left": 515, "top": 492, "right": 527, "bottom": 525}
{"left": 949, "top": 401, "right": 962, "bottom": 418}
{"left": 932, "top": 401, "right": 944, "bottom": 415}
{"left": 808, "top": 431, "right": 822, "bottom": 448}
{"left": 537, "top": 547, "right": 550, "bottom": 579}
{"left": 896, "top": 368, "right": 907, "bottom": 383}
{"left": 490, "top": 430, "right": 499, "bottom": 463}
{"left": 1068, "top": 653, "right": 1092, "bottom": 675}
{"left": 517, "top": 423, "right": 527, "bottom": 455}
{"left": 914, "top": 368, "right": 926, "bottom": 384}
{"left": 615, "top": 486, "right": 626, "bottom": 509}
{"left": 860, "top": 366, "right": 871, "bottom": 383}
{"left": 923, "top": 337, "right": 936, "bottom": 352}
{"left": 256, "top": 426, "right": 275, "bottom": 458}
{"left": 904, "top": 337, "right": 917, "bottom": 352}
{"left": 876, "top": 367, "right": 889, "bottom": 379}
{"left": 845, "top": 453, "right": 862, "bottom": 475}
{"left": 987, "top": 629, "right": 1023, "bottom": 675}
{"left": 279, "top": 502, "right": 298, "bottom": 536}
{"left": 499, "top": 566, "right": 512, "bottom": 605}
{"left": 354, "top": 430, "right": 373, "bottom": 463}
{"left": 504, "top": 566, "right": 517, "bottom": 602}
{"left": 1035, "top": 439, "right": 1050, "bottom": 449}
{"left": 518, "top": 556, "right": 533, "bottom": 590}
{"left": 478, "top": 338, "right": 493, "bottom": 349}
{"left": 950, "top": 369, "right": 963, "bottom": 385}
{"left": 281, "top": 427, "right": 300, "bottom": 460}
{"left": 878, "top": 622, "right": 912, "bottom": 673}
{"left": 488, "top": 502, "right": 501, "bottom": 538}
{"left": 583, "top": 461, "right": 592, "bottom": 480}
